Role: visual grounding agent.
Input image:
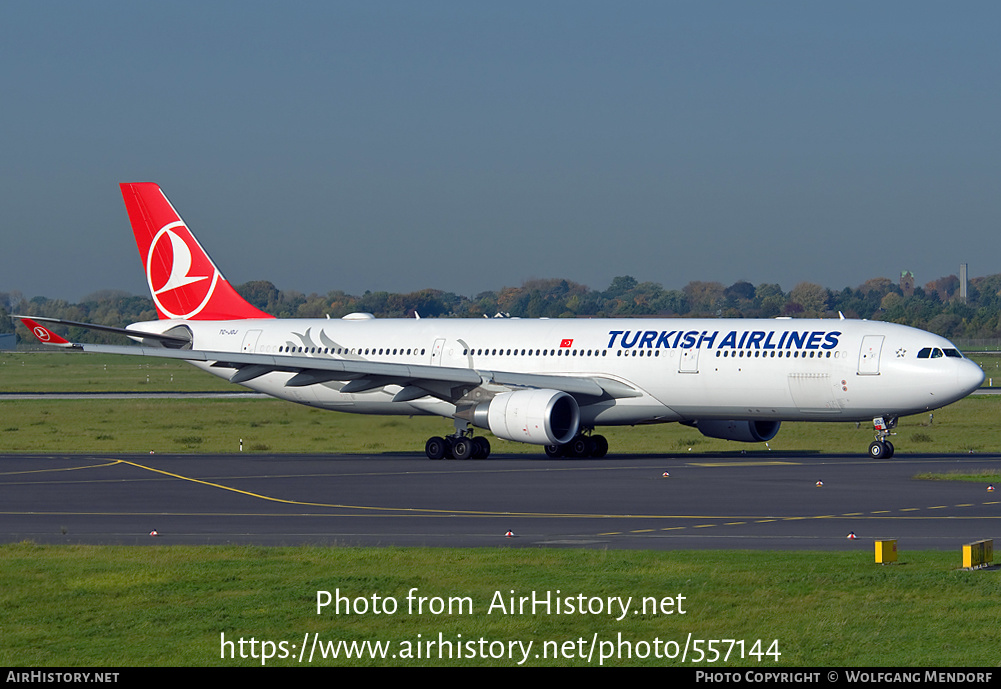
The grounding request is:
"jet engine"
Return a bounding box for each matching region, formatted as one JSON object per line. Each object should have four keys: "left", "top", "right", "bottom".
{"left": 471, "top": 389, "right": 580, "bottom": 445}
{"left": 688, "top": 419, "right": 780, "bottom": 443}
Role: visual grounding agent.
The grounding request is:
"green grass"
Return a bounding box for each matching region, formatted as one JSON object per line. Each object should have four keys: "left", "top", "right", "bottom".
{"left": 970, "top": 353, "right": 1001, "bottom": 387}
{"left": 914, "top": 470, "right": 1001, "bottom": 483}
{"left": 0, "top": 395, "right": 998, "bottom": 455}
{"left": 1, "top": 543, "right": 998, "bottom": 667}
{"left": 0, "top": 352, "right": 232, "bottom": 392}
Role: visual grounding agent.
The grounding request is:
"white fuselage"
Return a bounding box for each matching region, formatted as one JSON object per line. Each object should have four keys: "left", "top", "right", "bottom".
{"left": 133, "top": 316, "right": 985, "bottom": 427}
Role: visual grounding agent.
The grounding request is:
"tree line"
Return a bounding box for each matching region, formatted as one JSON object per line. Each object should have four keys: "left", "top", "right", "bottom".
{"left": 2, "top": 271, "right": 1000, "bottom": 344}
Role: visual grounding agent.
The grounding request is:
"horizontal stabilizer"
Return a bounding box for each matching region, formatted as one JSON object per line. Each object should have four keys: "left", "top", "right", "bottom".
{"left": 13, "top": 315, "right": 191, "bottom": 346}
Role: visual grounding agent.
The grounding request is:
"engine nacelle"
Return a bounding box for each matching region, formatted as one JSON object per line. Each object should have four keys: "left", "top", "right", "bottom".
{"left": 471, "top": 389, "right": 580, "bottom": 445}
{"left": 690, "top": 420, "right": 781, "bottom": 443}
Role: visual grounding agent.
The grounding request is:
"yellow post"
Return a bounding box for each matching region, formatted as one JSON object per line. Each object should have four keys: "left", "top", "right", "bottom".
{"left": 875, "top": 539, "right": 897, "bottom": 564}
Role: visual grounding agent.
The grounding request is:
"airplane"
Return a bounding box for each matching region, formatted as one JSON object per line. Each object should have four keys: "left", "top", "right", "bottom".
{"left": 18, "top": 183, "right": 985, "bottom": 460}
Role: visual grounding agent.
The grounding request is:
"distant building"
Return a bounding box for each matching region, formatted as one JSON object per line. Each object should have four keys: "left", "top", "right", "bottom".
{"left": 900, "top": 270, "right": 915, "bottom": 297}
{"left": 960, "top": 263, "right": 968, "bottom": 302}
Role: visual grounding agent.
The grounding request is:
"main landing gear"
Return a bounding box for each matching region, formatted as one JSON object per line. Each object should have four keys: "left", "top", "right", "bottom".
{"left": 544, "top": 432, "right": 608, "bottom": 459}
{"left": 425, "top": 427, "right": 491, "bottom": 460}
{"left": 868, "top": 416, "right": 896, "bottom": 459}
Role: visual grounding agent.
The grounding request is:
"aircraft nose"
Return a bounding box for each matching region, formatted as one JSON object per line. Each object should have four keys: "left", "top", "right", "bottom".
{"left": 958, "top": 358, "right": 985, "bottom": 395}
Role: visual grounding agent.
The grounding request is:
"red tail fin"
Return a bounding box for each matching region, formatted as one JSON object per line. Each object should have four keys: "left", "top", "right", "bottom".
{"left": 120, "top": 183, "right": 273, "bottom": 320}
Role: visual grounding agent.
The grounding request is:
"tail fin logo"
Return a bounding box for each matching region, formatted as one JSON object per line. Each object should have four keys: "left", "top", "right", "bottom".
{"left": 147, "top": 221, "right": 221, "bottom": 319}
{"left": 18, "top": 318, "right": 71, "bottom": 346}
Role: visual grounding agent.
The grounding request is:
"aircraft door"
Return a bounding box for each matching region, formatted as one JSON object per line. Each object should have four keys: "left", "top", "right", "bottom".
{"left": 679, "top": 346, "right": 700, "bottom": 373}
{"left": 436, "top": 339, "right": 471, "bottom": 368}
{"left": 241, "top": 329, "right": 262, "bottom": 353}
{"left": 858, "top": 335, "right": 884, "bottom": 375}
{"left": 430, "top": 338, "right": 445, "bottom": 365}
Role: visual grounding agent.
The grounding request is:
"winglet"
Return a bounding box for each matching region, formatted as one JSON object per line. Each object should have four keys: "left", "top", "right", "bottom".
{"left": 19, "top": 318, "right": 74, "bottom": 347}
{"left": 120, "top": 183, "right": 274, "bottom": 321}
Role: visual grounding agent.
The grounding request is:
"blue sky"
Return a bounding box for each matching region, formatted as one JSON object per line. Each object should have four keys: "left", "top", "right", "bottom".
{"left": 2, "top": 2, "right": 999, "bottom": 301}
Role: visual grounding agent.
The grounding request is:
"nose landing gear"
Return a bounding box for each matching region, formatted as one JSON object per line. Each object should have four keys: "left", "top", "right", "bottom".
{"left": 868, "top": 416, "right": 896, "bottom": 458}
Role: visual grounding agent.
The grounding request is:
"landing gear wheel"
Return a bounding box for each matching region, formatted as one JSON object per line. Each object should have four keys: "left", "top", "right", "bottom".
{"left": 473, "top": 436, "right": 491, "bottom": 459}
{"left": 451, "top": 438, "right": 473, "bottom": 460}
{"left": 569, "top": 436, "right": 589, "bottom": 457}
{"left": 883, "top": 440, "right": 894, "bottom": 458}
{"left": 544, "top": 444, "right": 563, "bottom": 458}
{"left": 426, "top": 436, "right": 446, "bottom": 460}
{"left": 868, "top": 441, "right": 887, "bottom": 459}
{"left": 590, "top": 434, "right": 608, "bottom": 458}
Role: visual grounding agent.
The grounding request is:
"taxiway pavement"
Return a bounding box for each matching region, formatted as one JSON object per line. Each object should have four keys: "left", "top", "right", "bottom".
{"left": 2, "top": 452, "right": 998, "bottom": 550}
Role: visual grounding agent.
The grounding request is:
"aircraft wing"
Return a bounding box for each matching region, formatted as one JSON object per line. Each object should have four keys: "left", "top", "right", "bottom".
{"left": 18, "top": 318, "right": 636, "bottom": 402}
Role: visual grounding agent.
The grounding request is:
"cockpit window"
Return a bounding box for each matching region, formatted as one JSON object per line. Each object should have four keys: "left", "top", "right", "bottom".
{"left": 918, "top": 347, "right": 960, "bottom": 359}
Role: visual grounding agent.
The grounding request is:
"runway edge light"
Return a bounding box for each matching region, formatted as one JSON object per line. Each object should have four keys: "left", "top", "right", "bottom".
{"left": 875, "top": 539, "right": 897, "bottom": 564}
